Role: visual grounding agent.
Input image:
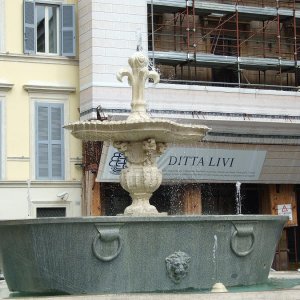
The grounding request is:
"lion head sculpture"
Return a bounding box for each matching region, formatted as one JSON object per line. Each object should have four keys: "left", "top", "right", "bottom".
{"left": 165, "top": 251, "right": 191, "bottom": 284}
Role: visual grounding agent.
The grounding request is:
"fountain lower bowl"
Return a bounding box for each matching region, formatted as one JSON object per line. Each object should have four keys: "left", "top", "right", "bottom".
{"left": 0, "top": 215, "right": 287, "bottom": 295}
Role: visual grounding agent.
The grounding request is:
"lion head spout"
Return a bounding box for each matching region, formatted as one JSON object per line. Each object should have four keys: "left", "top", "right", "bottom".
{"left": 165, "top": 251, "right": 191, "bottom": 284}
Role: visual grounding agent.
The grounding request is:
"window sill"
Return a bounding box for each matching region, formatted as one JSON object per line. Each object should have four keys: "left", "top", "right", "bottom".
{"left": 0, "top": 52, "right": 78, "bottom": 65}
{"left": 0, "top": 180, "right": 82, "bottom": 187}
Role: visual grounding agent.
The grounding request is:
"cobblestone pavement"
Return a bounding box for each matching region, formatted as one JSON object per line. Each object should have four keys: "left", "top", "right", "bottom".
{"left": 0, "top": 272, "right": 300, "bottom": 300}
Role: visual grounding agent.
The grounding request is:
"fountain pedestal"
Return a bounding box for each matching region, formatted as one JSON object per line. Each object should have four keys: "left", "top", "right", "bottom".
{"left": 114, "top": 139, "right": 166, "bottom": 215}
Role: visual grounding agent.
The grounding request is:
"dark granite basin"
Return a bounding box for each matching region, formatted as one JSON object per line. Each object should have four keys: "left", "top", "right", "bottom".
{"left": 0, "top": 215, "right": 287, "bottom": 294}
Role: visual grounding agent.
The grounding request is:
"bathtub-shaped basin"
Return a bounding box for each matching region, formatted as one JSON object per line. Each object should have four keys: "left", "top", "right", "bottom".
{"left": 0, "top": 215, "right": 287, "bottom": 294}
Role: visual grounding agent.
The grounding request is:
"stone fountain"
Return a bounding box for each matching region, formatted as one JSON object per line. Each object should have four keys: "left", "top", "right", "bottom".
{"left": 67, "top": 51, "right": 208, "bottom": 216}
{"left": 0, "top": 51, "right": 288, "bottom": 295}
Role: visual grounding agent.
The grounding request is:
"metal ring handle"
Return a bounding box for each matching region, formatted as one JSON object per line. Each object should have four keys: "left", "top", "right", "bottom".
{"left": 230, "top": 230, "right": 255, "bottom": 257}
{"left": 92, "top": 232, "right": 122, "bottom": 262}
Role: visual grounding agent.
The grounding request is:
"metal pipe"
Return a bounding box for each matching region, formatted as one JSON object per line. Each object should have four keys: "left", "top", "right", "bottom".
{"left": 236, "top": 4, "right": 241, "bottom": 86}
{"left": 263, "top": 20, "right": 265, "bottom": 59}
{"left": 276, "top": 0, "right": 282, "bottom": 87}
{"left": 293, "top": 0, "right": 298, "bottom": 87}
{"left": 192, "top": 0, "right": 197, "bottom": 79}
{"left": 186, "top": 0, "right": 191, "bottom": 79}
{"left": 174, "top": 13, "right": 176, "bottom": 51}
{"left": 151, "top": 0, "right": 155, "bottom": 66}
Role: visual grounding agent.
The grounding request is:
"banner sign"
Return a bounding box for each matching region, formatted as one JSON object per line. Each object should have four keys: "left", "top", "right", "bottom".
{"left": 97, "top": 144, "right": 266, "bottom": 183}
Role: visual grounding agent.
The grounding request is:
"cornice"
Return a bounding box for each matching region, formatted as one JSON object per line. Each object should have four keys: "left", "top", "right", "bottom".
{"left": 23, "top": 84, "right": 76, "bottom": 94}
{"left": 0, "top": 82, "right": 14, "bottom": 91}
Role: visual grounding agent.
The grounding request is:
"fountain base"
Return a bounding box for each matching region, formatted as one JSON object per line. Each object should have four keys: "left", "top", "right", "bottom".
{"left": 211, "top": 282, "right": 228, "bottom": 293}
{"left": 0, "top": 215, "right": 287, "bottom": 295}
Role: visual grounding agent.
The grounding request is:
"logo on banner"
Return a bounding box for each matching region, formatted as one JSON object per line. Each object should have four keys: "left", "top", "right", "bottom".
{"left": 108, "top": 152, "right": 127, "bottom": 175}
{"left": 277, "top": 204, "right": 293, "bottom": 221}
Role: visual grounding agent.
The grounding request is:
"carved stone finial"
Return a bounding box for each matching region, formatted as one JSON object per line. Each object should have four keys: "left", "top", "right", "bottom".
{"left": 116, "top": 52, "right": 160, "bottom": 122}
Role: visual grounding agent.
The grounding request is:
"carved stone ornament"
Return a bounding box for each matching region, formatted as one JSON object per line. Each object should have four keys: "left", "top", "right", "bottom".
{"left": 113, "top": 138, "right": 166, "bottom": 215}
{"left": 165, "top": 251, "right": 191, "bottom": 284}
{"left": 230, "top": 222, "right": 255, "bottom": 257}
{"left": 92, "top": 224, "right": 123, "bottom": 262}
{"left": 116, "top": 51, "right": 159, "bottom": 122}
{"left": 64, "top": 51, "right": 210, "bottom": 215}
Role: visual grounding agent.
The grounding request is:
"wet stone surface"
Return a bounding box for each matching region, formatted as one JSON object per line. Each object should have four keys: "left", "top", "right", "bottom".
{"left": 1, "top": 272, "right": 300, "bottom": 299}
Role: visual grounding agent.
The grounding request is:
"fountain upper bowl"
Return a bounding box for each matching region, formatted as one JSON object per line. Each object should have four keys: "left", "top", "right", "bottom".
{"left": 65, "top": 118, "right": 210, "bottom": 143}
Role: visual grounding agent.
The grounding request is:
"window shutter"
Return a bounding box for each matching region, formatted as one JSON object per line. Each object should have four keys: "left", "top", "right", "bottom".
{"left": 61, "top": 5, "right": 76, "bottom": 56}
{"left": 36, "top": 104, "right": 49, "bottom": 179}
{"left": 24, "top": 0, "right": 36, "bottom": 54}
{"left": 36, "top": 103, "right": 64, "bottom": 180}
{"left": 51, "top": 105, "right": 64, "bottom": 179}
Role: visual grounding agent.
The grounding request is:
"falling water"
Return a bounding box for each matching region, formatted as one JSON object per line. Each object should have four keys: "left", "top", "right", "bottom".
{"left": 136, "top": 30, "right": 143, "bottom": 52}
{"left": 235, "top": 181, "right": 242, "bottom": 215}
{"left": 213, "top": 234, "right": 218, "bottom": 282}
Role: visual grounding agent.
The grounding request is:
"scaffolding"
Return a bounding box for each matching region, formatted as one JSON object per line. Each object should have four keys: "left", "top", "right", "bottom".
{"left": 147, "top": 0, "right": 300, "bottom": 90}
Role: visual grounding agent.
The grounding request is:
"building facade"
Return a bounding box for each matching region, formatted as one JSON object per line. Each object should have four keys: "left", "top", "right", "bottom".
{"left": 78, "top": 0, "right": 300, "bottom": 270}
{"left": 0, "top": 0, "right": 82, "bottom": 219}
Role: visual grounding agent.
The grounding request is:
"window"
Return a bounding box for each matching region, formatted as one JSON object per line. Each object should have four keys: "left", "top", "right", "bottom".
{"left": 36, "top": 207, "right": 66, "bottom": 217}
{"left": 35, "top": 102, "right": 64, "bottom": 180}
{"left": 36, "top": 4, "right": 59, "bottom": 54}
{"left": 24, "top": 0, "right": 75, "bottom": 56}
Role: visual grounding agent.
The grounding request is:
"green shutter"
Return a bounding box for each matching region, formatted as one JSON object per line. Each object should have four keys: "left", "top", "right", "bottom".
{"left": 36, "top": 103, "right": 64, "bottom": 180}
{"left": 24, "top": 0, "right": 36, "bottom": 54}
{"left": 61, "top": 5, "right": 76, "bottom": 56}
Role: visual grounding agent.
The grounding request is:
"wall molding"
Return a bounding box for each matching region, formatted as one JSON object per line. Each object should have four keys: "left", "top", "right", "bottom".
{"left": 0, "top": 181, "right": 82, "bottom": 188}
{"left": 0, "top": 82, "right": 13, "bottom": 91}
{"left": 80, "top": 107, "right": 300, "bottom": 122}
{"left": 24, "top": 84, "right": 76, "bottom": 94}
{"left": 81, "top": 81, "right": 300, "bottom": 97}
